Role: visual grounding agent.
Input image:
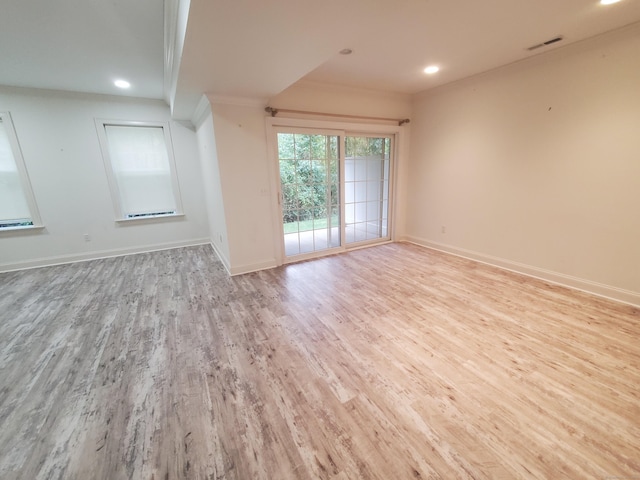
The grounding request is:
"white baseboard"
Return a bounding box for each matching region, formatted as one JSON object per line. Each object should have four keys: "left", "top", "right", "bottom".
{"left": 0, "top": 238, "right": 212, "bottom": 273}
{"left": 404, "top": 236, "right": 640, "bottom": 308}
{"left": 230, "top": 258, "right": 278, "bottom": 276}
{"left": 209, "top": 241, "right": 232, "bottom": 276}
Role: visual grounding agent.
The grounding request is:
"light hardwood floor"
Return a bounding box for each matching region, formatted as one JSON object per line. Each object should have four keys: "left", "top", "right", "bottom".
{"left": 0, "top": 243, "right": 638, "bottom": 479}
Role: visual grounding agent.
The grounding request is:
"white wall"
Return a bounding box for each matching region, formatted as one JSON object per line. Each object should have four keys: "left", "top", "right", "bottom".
{"left": 0, "top": 86, "right": 209, "bottom": 270}
{"left": 208, "top": 99, "right": 277, "bottom": 274}
{"left": 198, "top": 84, "right": 411, "bottom": 274}
{"left": 271, "top": 80, "right": 412, "bottom": 120}
{"left": 406, "top": 24, "right": 640, "bottom": 305}
{"left": 194, "top": 105, "right": 231, "bottom": 271}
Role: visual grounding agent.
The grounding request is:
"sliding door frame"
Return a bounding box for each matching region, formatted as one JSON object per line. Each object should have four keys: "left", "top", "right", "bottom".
{"left": 266, "top": 116, "right": 402, "bottom": 266}
{"left": 273, "top": 126, "right": 345, "bottom": 261}
{"left": 343, "top": 132, "right": 394, "bottom": 248}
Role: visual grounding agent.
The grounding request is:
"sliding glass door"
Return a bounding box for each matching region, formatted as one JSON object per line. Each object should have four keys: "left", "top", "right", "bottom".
{"left": 345, "top": 136, "right": 391, "bottom": 244}
{"left": 277, "top": 132, "right": 340, "bottom": 257}
{"left": 276, "top": 129, "right": 393, "bottom": 261}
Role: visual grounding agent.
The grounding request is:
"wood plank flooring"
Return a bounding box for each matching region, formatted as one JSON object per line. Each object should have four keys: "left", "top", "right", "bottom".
{"left": 0, "top": 243, "right": 639, "bottom": 479}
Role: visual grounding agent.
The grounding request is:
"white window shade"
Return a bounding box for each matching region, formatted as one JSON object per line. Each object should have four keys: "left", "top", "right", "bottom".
{"left": 0, "top": 113, "right": 40, "bottom": 227}
{"left": 101, "top": 123, "right": 181, "bottom": 219}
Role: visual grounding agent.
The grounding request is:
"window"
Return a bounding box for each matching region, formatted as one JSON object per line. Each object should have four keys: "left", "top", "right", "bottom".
{"left": 0, "top": 112, "right": 42, "bottom": 230}
{"left": 96, "top": 120, "right": 183, "bottom": 220}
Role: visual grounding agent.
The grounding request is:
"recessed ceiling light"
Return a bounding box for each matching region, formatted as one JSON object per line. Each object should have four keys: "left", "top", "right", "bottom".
{"left": 423, "top": 65, "right": 440, "bottom": 74}
{"left": 600, "top": 0, "right": 621, "bottom": 4}
{"left": 114, "top": 79, "right": 131, "bottom": 89}
{"left": 339, "top": 48, "right": 353, "bottom": 55}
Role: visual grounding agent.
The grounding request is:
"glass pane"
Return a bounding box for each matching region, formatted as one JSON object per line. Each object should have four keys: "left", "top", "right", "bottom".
{"left": 329, "top": 136, "right": 338, "bottom": 160}
{"left": 310, "top": 135, "right": 326, "bottom": 160}
{"left": 345, "top": 137, "right": 354, "bottom": 157}
{"left": 284, "top": 233, "right": 300, "bottom": 256}
{"left": 330, "top": 155, "right": 339, "bottom": 184}
{"left": 345, "top": 203, "right": 355, "bottom": 224}
{"left": 299, "top": 217, "right": 314, "bottom": 232}
{"left": 367, "top": 181, "right": 381, "bottom": 201}
{"left": 330, "top": 183, "right": 339, "bottom": 206}
{"left": 366, "top": 158, "right": 383, "bottom": 181}
{"left": 345, "top": 225, "right": 355, "bottom": 243}
{"left": 104, "top": 124, "right": 177, "bottom": 216}
{"left": 355, "top": 202, "right": 366, "bottom": 223}
{"left": 312, "top": 160, "right": 327, "bottom": 180}
{"left": 344, "top": 158, "right": 355, "bottom": 183}
{"left": 279, "top": 133, "right": 339, "bottom": 257}
{"left": 0, "top": 118, "right": 31, "bottom": 224}
{"left": 279, "top": 158, "right": 295, "bottom": 183}
{"left": 345, "top": 135, "right": 392, "bottom": 244}
{"left": 282, "top": 185, "right": 298, "bottom": 210}
{"left": 314, "top": 228, "right": 329, "bottom": 250}
{"left": 330, "top": 206, "right": 339, "bottom": 227}
{"left": 284, "top": 218, "right": 298, "bottom": 234}
{"left": 300, "top": 232, "right": 314, "bottom": 253}
{"left": 367, "top": 201, "right": 380, "bottom": 222}
{"left": 345, "top": 182, "right": 354, "bottom": 204}
{"left": 355, "top": 182, "right": 367, "bottom": 203}
{"left": 277, "top": 133, "right": 295, "bottom": 159}
{"left": 354, "top": 158, "right": 366, "bottom": 180}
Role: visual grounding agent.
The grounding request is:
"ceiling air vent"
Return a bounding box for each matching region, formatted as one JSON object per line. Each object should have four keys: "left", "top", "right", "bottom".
{"left": 527, "top": 36, "right": 564, "bottom": 51}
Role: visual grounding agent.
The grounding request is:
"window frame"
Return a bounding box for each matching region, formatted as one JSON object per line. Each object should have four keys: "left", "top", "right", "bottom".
{"left": 95, "top": 119, "right": 184, "bottom": 222}
{"left": 266, "top": 117, "right": 401, "bottom": 266}
{"left": 0, "top": 111, "right": 43, "bottom": 232}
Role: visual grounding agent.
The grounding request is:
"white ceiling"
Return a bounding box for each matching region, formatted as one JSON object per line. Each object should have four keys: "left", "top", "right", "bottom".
{"left": 2, "top": 0, "right": 640, "bottom": 118}
{"left": 0, "top": 0, "right": 164, "bottom": 99}
{"left": 303, "top": 0, "right": 640, "bottom": 94}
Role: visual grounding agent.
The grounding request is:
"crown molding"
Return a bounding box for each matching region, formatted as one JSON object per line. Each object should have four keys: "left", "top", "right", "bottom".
{"left": 191, "top": 94, "right": 212, "bottom": 128}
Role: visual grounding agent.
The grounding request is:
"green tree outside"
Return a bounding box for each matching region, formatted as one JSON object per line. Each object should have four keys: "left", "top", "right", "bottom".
{"left": 278, "top": 133, "right": 338, "bottom": 228}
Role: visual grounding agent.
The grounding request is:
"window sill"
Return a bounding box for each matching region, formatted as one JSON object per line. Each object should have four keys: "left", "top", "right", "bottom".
{"left": 0, "top": 224, "right": 45, "bottom": 234}
{"left": 115, "top": 213, "right": 185, "bottom": 225}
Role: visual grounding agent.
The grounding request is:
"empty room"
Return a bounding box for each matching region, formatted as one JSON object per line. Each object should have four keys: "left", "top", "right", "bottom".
{"left": 1, "top": 0, "right": 639, "bottom": 479}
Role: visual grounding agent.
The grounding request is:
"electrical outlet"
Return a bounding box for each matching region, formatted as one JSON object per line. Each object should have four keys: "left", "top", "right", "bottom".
{"left": 83, "top": 234, "right": 91, "bottom": 242}
{"left": 441, "top": 226, "right": 446, "bottom": 234}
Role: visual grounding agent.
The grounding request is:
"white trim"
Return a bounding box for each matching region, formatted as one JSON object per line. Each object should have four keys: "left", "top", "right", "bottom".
{"left": 266, "top": 116, "right": 403, "bottom": 134}
{"left": 209, "top": 241, "right": 231, "bottom": 276}
{"left": 191, "top": 94, "right": 212, "bottom": 129}
{"left": 207, "top": 94, "right": 267, "bottom": 107}
{"left": 282, "top": 246, "right": 345, "bottom": 266}
{"left": 405, "top": 236, "right": 640, "bottom": 308}
{"left": 0, "top": 225, "right": 45, "bottom": 234}
{"left": 265, "top": 122, "right": 286, "bottom": 264}
{"left": 0, "top": 238, "right": 211, "bottom": 273}
{"left": 115, "top": 213, "right": 185, "bottom": 224}
{"left": 229, "top": 258, "right": 278, "bottom": 276}
{"left": 163, "top": 0, "right": 179, "bottom": 104}
{"left": 164, "top": 0, "right": 190, "bottom": 111}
